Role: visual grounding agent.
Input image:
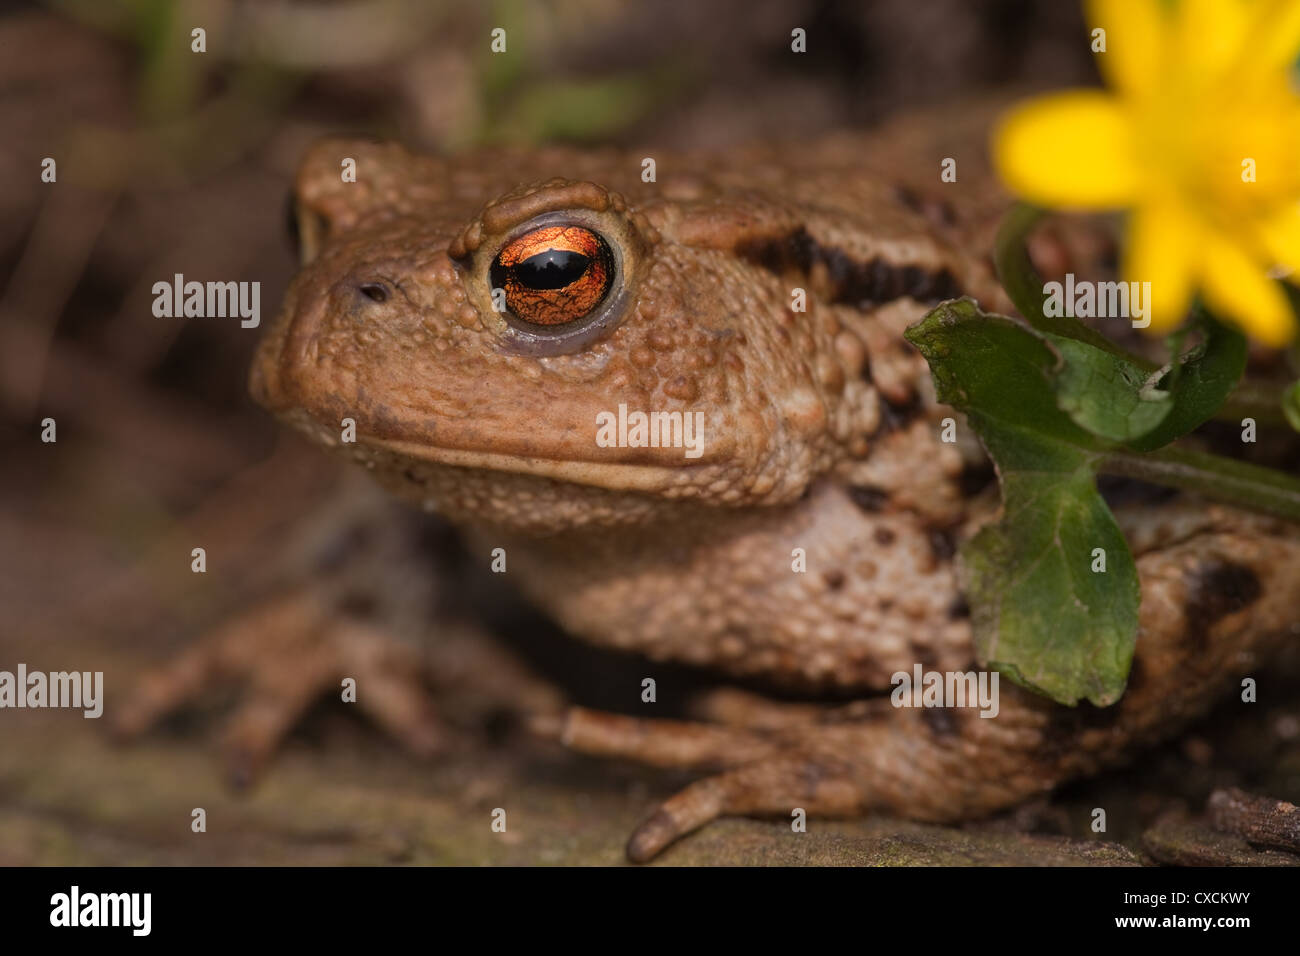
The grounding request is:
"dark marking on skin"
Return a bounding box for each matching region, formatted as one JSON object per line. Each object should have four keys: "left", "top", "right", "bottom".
{"left": 858, "top": 352, "right": 875, "bottom": 385}
{"left": 822, "top": 698, "right": 894, "bottom": 725}
{"left": 848, "top": 485, "right": 889, "bottom": 512}
{"left": 959, "top": 461, "right": 998, "bottom": 497}
{"left": 946, "top": 594, "right": 970, "bottom": 620}
{"left": 893, "top": 184, "right": 957, "bottom": 227}
{"left": 909, "top": 641, "right": 939, "bottom": 669}
{"left": 921, "top": 706, "right": 960, "bottom": 739}
{"left": 873, "top": 527, "right": 897, "bottom": 546}
{"left": 877, "top": 392, "right": 924, "bottom": 435}
{"left": 822, "top": 569, "right": 846, "bottom": 591}
{"left": 735, "top": 226, "right": 962, "bottom": 310}
{"left": 928, "top": 528, "right": 957, "bottom": 562}
{"left": 1183, "top": 559, "right": 1263, "bottom": 650}
{"left": 1036, "top": 700, "right": 1120, "bottom": 766}
{"left": 337, "top": 592, "right": 378, "bottom": 618}
{"left": 893, "top": 184, "right": 923, "bottom": 214}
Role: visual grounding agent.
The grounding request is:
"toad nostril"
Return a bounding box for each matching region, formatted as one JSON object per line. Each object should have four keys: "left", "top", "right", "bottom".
{"left": 359, "top": 282, "right": 389, "bottom": 303}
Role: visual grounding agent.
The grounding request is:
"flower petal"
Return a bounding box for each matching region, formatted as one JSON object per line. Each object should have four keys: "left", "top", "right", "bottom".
{"left": 1238, "top": 0, "right": 1300, "bottom": 81}
{"left": 1199, "top": 231, "right": 1297, "bottom": 346}
{"left": 1175, "top": 0, "right": 1255, "bottom": 84}
{"left": 1086, "top": 0, "right": 1169, "bottom": 98}
{"left": 1124, "top": 201, "right": 1197, "bottom": 332}
{"left": 1258, "top": 203, "right": 1300, "bottom": 276}
{"left": 993, "top": 92, "right": 1139, "bottom": 209}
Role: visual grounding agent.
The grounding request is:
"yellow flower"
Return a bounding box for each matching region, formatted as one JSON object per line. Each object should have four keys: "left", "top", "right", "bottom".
{"left": 993, "top": 0, "right": 1300, "bottom": 346}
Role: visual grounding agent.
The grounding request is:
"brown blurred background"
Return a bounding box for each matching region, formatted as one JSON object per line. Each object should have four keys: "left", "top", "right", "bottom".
{"left": 1, "top": 0, "right": 1295, "bottom": 866}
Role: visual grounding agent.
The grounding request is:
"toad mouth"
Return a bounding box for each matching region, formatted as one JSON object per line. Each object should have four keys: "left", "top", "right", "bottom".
{"left": 274, "top": 406, "right": 715, "bottom": 495}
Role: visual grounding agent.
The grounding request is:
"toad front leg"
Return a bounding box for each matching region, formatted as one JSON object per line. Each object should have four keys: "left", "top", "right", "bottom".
{"left": 114, "top": 471, "right": 562, "bottom": 784}
{"left": 113, "top": 587, "right": 446, "bottom": 781}
{"left": 546, "top": 508, "right": 1300, "bottom": 861}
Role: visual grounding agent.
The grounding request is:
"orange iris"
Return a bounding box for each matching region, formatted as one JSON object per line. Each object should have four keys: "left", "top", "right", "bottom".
{"left": 490, "top": 225, "right": 614, "bottom": 326}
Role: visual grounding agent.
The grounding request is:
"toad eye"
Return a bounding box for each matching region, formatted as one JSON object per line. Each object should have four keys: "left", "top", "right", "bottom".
{"left": 489, "top": 225, "right": 614, "bottom": 328}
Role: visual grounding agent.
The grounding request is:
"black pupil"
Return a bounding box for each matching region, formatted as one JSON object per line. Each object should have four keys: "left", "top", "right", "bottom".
{"left": 514, "top": 249, "right": 590, "bottom": 290}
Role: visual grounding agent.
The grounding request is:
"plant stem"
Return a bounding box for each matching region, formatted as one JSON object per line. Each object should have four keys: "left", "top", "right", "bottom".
{"left": 1218, "top": 380, "right": 1290, "bottom": 427}
{"left": 993, "top": 203, "right": 1048, "bottom": 323}
{"left": 993, "top": 203, "right": 1159, "bottom": 370}
{"left": 1099, "top": 445, "right": 1300, "bottom": 521}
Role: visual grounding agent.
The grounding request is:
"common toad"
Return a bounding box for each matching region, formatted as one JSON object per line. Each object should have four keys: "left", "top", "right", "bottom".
{"left": 126, "top": 109, "right": 1300, "bottom": 861}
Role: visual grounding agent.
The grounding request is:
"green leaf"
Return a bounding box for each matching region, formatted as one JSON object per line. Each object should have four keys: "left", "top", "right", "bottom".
{"left": 1049, "top": 337, "right": 1172, "bottom": 443}
{"left": 906, "top": 298, "right": 1140, "bottom": 706}
{"left": 903, "top": 298, "right": 1103, "bottom": 452}
{"left": 964, "top": 470, "right": 1138, "bottom": 706}
{"left": 1125, "top": 316, "right": 1248, "bottom": 452}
